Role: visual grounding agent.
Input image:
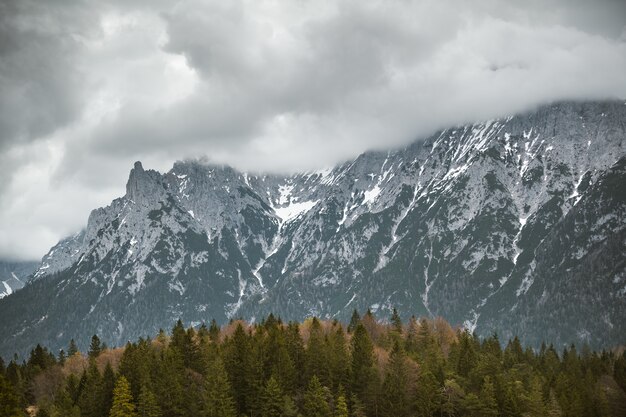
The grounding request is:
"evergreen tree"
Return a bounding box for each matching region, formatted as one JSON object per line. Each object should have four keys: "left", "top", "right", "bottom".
{"left": 306, "top": 318, "right": 330, "bottom": 386}
{"left": 78, "top": 361, "right": 106, "bottom": 417}
{"left": 413, "top": 371, "right": 441, "bottom": 417}
{"left": 89, "top": 335, "right": 102, "bottom": 359}
{"left": 405, "top": 316, "right": 419, "bottom": 355}
{"left": 456, "top": 331, "right": 477, "bottom": 377}
{"left": 524, "top": 377, "right": 546, "bottom": 417}
{"left": 182, "top": 327, "right": 201, "bottom": 371}
{"left": 350, "top": 324, "right": 374, "bottom": 400}
{"left": 208, "top": 319, "right": 220, "bottom": 344}
{"left": 303, "top": 376, "right": 331, "bottom": 417}
{"left": 53, "top": 389, "right": 82, "bottom": 417}
{"left": 0, "top": 373, "right": 22, "bottom": 417}
{"left": 347, "top": 310, "right": 360, "bottom": 334}
{"left": 170, "top": 320, "right": 186, "bottom": 353}
{"left": 102, "top": 363, "right": 117, "bottom": 414}
{"left": 349, "top": 394, "right": 367, "bottom": 417}
{"left": 328, "top": 327, "right": 349, "bottom": 391}
{"left": 500, "top": 381, "right": 521, "bottom": 417}
{"left": 284, "top": 322, "right": 306, "bottom": 389}
{"left": 152, "top": 348, "right": 185, "bottom": 417}
{"left": 261, "top": 376, "right": 284, "bottom": 417}
{"left": 58, "top": 349, "right": 66, "bottom": 365}
{"left": 381, "top": 340, "right": 408, "bottom": 417}
{"left": 390, "top": 308, "right": 402, "bottom": 334}
{"left": 334, "top": 393, "right": 349, "bottom": 417}
{"left": 223, "top": 323, "right": 251, "bottom": 414}
{"left": 202, "top": 358, "right": 236, "bottom": 417}
{"left": 68, "top": 339, "right": 79, "bottom": 356}
{"left": 137, "top": 386, "right": 161, "bottom": 417}
{"left": 479, "top": 376, "right": 498, "bottom": 417}
{"left": 283, "top": 396, "right": 299, "bottom": 417}
{"left": 28, "top": 344, "right": 56, "bottom": 371}
{"left": 110, "top": 376, "right": 137, "bottom": 417}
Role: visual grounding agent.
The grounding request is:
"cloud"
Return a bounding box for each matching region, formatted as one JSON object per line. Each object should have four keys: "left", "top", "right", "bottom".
{"left": 0, "top": 0, "right": 625, "bottom": 260}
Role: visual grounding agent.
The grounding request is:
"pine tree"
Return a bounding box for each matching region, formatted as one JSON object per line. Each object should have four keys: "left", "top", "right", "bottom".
{"left": 223, "top": 323, "right": 250, "bottom": 414}
{"left": 261, "top": 376, "right": 284, "bottom": 417}
{"left": 137, "top": 386, "right": 161, "bottom": 417}
{"left": 58, "top": 349, "right": 66, "bottom": 365}
{"left": 28, "top": 344, "right": 56, "bottom": 371}
{"left": 208, "top": 319, "right": 220, "bottom": 344}
{"left": 202, "top": 358, "right": 236, "bottom": 417}
{"left": 405, "top": 316, "right": 419, "bottom": 355}
{"left": 350, "top": 324, "right": 374, "bottom": 401}
{"left": 152, "top": 347, "right": 185, "bottom": 417}
{"left": 501, "top": 381, "right": 521, "bottom": 417}
{"left": 89, "top": 335, "right": 103, "bottom": 359}
{"left": 306, "top": 318, "right": 330, "bottom": 386}
{"left": 381, "top": 340, "right": 408, "bottom": 417}
{"left": 284, "top": 322, "right": 306, "bottom": 389}
{"left": 350, "top": 394, "right": 367, "bottom": 417}
{"left": 524, "top": 377, "right": 546, "bottom": 417}
{"left": 479, "top": 376, "right": 498, "bottom": 417}
{"left": 328, "top": 327, "right": 349, "bottom": 391}
{"left": 53, "top": 389, "right": 81, "bottom": 417}
{"left": 414, "top": 371, "right": 441, "bottom": 417}
{"left": 0, "top": 373, "right": 22, "bottom": 417}
{"left": 456, "top": 331, "right": 477, "bottom": 377}
{"left": 110, "top": 376, "right": 137, "bottom": 417}
{"left": 303, "top": 376, "right": 331, "bottom": 417}
{"left": 347, "top": 310, "right": 360, "bottom": 334}
{"left": 462, "top": 393, "right": 482, "bottom": 417}
{"left": 78, "top": 361, "right": 106, "bottom": 417}
{"left": 283, "top": 396, "right": 299, "bottom": 417}
{"left": 334, "top": 393, "right": 349, "bottom": 417}
{"left": 390, "top": 308, "right": 402, "bottom": 334}
{"left": 182, "top": 327, "right": 201, "bottom": 371}
{"left": 170, "top": 320, "right": 186, "bottom": 353}
{"left": 102, "top": 363, "right": 117, "bottom": 414}
{"left": 68, "top": 339, "right": 79, "bottom": 356}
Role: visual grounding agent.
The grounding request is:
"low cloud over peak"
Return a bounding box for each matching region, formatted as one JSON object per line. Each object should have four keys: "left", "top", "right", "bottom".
{"left": 1, "top": 0, "right": 625, "bottom": 260}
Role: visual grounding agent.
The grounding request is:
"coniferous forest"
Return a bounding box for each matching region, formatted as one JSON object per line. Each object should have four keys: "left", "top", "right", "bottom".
{"left": 2, "top": 311, "right": 626, "bottom": 417}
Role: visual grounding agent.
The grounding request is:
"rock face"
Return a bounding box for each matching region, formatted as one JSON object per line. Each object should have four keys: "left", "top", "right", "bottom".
{"left": 0, "top": 100, "right": 625, "bottom": 357}
{"left": 0, "top": 261, "right": 38, "bottom": 299}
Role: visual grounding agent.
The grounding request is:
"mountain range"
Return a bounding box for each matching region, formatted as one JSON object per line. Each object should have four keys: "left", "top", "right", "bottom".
{"left": 0, "top": 100, "right": 624, "bottom": 358}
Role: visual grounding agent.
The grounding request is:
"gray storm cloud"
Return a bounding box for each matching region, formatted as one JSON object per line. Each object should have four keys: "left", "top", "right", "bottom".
{"left": 0, "top": 0, "right": 625, "bottom": 261}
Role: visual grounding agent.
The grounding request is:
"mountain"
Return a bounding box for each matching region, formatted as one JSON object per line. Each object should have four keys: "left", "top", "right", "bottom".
{"left": 0, "top": 100, "right": 624, "bottom": 357}
{"left": 0, "top": 261, "right": 38, "bottom": 299}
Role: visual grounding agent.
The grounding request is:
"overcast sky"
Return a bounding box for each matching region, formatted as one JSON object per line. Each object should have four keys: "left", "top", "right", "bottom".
{"left": 1, "top": 0, "right": 625, "bottom": 261}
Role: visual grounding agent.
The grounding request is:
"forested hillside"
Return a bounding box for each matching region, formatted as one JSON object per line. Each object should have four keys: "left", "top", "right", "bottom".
{"left": 2, "top": 312, "right": 626, "bottom": 417}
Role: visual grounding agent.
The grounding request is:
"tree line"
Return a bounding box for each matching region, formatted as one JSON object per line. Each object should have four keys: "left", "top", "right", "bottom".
{"left": 1, "top": 309, "right": 626, "bottom": 417}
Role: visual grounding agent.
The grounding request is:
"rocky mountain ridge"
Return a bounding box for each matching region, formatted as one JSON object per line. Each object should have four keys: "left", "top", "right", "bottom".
{"left": 0, "top": 261, "right": 38, "bottom": 299}
{"left": 0, "top": 100, "right": 624, "bottom": 357}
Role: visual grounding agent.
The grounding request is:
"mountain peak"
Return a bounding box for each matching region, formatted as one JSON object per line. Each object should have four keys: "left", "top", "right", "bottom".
{"left": 125, "top": 160, "right": 164, "bottom": 205}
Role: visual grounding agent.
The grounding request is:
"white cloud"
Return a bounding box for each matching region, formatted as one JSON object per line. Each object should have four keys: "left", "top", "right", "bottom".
{"left": 0, "top": 0, "right": 625, "bottom": 260}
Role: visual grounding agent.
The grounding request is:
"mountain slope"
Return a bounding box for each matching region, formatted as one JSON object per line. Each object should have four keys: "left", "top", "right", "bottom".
{"left": 0, "top": 261, "right": 38, "bottom": 299}
{"left": 0, "top": 100, "right": 624, "bottom": 357}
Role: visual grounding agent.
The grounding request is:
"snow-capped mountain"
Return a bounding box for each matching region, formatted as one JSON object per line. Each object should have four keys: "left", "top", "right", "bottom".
{"left": 0, "top": 261, "right": 38, "bottom": 299}
{"left": 0, "top": 100, "right": 624, "bottom": 357}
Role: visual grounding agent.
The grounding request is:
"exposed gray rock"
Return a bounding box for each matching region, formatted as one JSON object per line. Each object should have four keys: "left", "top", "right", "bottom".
{"left": 0, "top": 100, "right": 624, "bottom": 357}
{"left": 0, "top": 261, "right": 38, "bottom": 299}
